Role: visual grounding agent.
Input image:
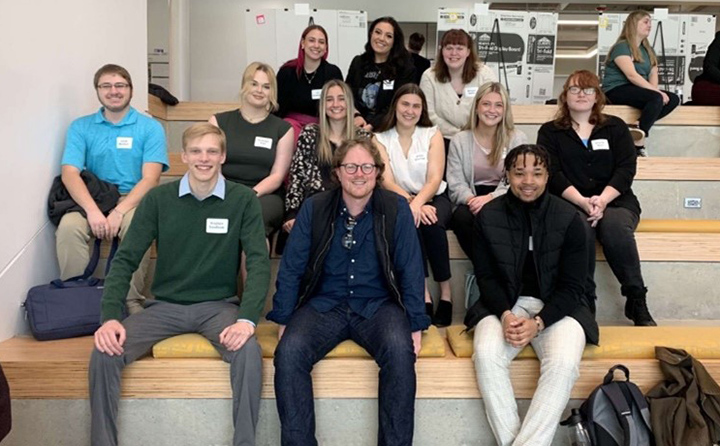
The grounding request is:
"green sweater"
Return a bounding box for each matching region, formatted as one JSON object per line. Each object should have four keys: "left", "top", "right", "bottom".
{"left": 101, "top": 179, "right": 270, "bottom": 323}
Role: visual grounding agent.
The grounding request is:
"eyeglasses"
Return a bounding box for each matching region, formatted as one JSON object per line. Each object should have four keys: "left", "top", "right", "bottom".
{"left": 97, "top": 83, "right": 130, "bottom": 91}
{"left": 342, "top": 216, "right": 357, "bottom": 250}
{"left": 339, "top": 163, "right": 376, "bottom": 174}
{"left": 568, "top": 86, "right": 596, "bottom": 95}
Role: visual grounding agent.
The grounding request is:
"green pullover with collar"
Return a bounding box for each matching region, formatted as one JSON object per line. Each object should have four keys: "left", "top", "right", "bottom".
{"left": 100, "top": 180, "right": 270, "bottom": 324}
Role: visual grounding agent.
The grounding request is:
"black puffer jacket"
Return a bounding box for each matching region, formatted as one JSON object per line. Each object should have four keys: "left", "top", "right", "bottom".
{"left": 465, "top": 191, "right": 599, "bottom": 345}
{"left": 47, "top": 170, "right": 120, "bottom": 226}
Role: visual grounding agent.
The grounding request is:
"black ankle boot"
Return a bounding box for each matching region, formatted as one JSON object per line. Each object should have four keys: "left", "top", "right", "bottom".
{"left": 432, "top": 300, "right": 453, "bottom": 327}
{"left": 425, "top": 302, "right": 434, "bottom": 318}
{"left": 623, "top": 287, "right": 656, "bottom": 326}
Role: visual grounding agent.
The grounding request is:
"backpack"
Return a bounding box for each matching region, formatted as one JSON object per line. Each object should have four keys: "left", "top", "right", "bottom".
{"left": 578, "top": 364, "right": 654, "bottom": 446}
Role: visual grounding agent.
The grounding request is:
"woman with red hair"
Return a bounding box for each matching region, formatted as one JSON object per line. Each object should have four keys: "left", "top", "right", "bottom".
{"left": 538, "top": 70, "right": 655, "bottom": 327}
{"left": 276, "top": 25, "right": 343, "bottom": 141}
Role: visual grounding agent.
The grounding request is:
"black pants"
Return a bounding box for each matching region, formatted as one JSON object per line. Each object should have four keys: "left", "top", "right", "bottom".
{"left": 0, "top": 363, "right": 9, "bottom": 442}
{"left": 579, "top": 206, "right": 646, "bottom": 299}
{"left": 418, "top": 193, "right": 453, "bottom": 282}
{"left": 605, "top": 85, "right": 680, "bottom": 137}
{"left": 450, "top": 185, "right": 497, "bottom": 266}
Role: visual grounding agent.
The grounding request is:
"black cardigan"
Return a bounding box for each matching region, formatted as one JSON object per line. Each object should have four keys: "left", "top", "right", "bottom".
{"left": 537, "top": 114, "right": 641, "bottom": 216}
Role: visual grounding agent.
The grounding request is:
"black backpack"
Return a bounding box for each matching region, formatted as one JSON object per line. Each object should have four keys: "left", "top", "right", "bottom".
{"left": 578, "top": 364, "right": 654, "bottom": 446}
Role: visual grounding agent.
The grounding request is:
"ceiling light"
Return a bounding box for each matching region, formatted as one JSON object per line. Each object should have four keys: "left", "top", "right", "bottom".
{"left": 557, "top": 20, "right": 599, "bottom": 26}
{"left": 555, "top": 48, "right": 599, "bottom": 59}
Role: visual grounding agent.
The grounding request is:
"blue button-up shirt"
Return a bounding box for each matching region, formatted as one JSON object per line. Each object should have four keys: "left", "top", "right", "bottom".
{"left": 307, "top": 204, "right": 392, "bottom": 320}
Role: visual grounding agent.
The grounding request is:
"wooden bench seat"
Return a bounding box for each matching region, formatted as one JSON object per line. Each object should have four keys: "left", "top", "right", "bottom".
{"left": 3, "top": 325, "right": 720, "bottom": 400}
{"left": 149, "top": 97, "right": 720, "bottom": 127}
{"left": 163, "top": 153, "right": 720, "bottom": 182}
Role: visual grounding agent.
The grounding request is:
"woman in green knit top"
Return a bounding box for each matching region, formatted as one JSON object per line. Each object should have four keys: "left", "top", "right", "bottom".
{"left": 210, "top": 62, "right": 294, "bottom": 236}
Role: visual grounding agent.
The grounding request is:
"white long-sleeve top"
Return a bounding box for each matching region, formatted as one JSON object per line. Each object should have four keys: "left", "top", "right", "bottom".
{"left": 420, "top": 64, "right": 498, "bottom": 139}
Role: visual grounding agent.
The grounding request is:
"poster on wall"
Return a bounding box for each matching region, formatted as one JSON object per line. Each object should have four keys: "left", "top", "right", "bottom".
{"left": 245, "top": 9, "right": 367, "bottom": 76}
{"left": 598, "top": 13, "right": 715, "bottom": 101}
{"left": 437, "top": 8, "right": 558, "bottom": 104}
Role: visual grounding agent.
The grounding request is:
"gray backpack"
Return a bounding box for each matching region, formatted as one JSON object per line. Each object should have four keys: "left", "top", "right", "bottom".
{"left": 578, "top": 364, "right": 654, "bottom": 446}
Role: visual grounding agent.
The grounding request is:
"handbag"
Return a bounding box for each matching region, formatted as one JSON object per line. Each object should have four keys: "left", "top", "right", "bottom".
{"left": 24, "top": 238, "right": 119, "bottom": 341}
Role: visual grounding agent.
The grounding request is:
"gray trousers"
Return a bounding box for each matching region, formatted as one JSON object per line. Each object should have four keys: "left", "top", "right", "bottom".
{"left": 89, "top": 300, "right": 262, "bottom": 446}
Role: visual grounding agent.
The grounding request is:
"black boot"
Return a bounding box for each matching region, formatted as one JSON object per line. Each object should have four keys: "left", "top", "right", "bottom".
{"left": 432, "top": 300, "right": 453, "bottom": 327}
{"left": 425, "top": 302, "right": 434, "bottom": 319}
{"left": 623, "top": 287, "right": 656, "bottom": 326}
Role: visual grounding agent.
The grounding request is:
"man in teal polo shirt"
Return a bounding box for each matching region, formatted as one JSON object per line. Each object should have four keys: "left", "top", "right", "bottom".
{"left": 56, "top": 64, "right": 169, "bottom": 313}
{"left": 89, "top": 123, "right": 270, "bottom": 446}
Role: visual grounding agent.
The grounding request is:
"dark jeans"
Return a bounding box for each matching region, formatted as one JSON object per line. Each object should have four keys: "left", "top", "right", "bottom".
{"left": 274, "top": 300, "right": 417, "bottom": 446}
{"left": 605, "top": 85, "right": 680, "bottom": 137}
{"left": 691, "top": 78, "right": 720, "bottom": 106}
{"left": 579, "top": 206, "right": 646, "bottom": 299}
{"left": 418, "top": 193, "right": 452, "bottom": 281}
{"left": 451, "top": 185, "right": 497, "bottom": 266}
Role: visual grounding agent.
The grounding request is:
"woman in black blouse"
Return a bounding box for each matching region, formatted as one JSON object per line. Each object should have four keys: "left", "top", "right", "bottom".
{"left": 277, "top": 25, "right": 343, "bottom": 141}
{"left": 345, "top": 16, "right": 415, "bottom": 131}
{"left": 537, "top": 70, "right": 656, "bottom": 326}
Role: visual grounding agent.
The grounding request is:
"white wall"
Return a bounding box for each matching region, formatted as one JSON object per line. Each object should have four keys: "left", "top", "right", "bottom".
{"left": 187, "top": 0, "right": 481, "bottom": 101}
{"left": 0, "top": 0, "right": 149, "bottom": 341}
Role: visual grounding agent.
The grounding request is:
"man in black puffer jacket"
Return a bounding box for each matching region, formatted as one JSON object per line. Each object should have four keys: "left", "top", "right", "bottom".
{"left": 467, "top": 144, "right": 598, "bottom": 446}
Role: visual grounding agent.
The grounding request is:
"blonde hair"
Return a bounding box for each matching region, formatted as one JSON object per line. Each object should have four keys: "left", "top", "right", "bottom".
{"left": 182, "top": 123, "right": 227, "bottom": 153}
{"left": 239, "top": 62, "right": 279, "bottom": 112}
{"left": 607, "top": 11, "right": 658, "bottom": 67}
{"left": 467, "top": 82, "right": 516, "bottom": 167}
{"left": 316, "top": 80, "right": 357, "bottom": 165}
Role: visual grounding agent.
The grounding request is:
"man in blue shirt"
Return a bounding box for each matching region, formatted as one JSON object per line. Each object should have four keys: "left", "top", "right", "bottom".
{"left": 268, "top": 138, "right": 430, "bottom": 446}
{"left": 56, "top": 64, "right": 168, "bottom": 313}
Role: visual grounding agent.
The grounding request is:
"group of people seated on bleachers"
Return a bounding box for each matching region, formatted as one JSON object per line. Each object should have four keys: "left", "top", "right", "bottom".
{"left": 53, "top": 10, "right": 719, "bottom": 446}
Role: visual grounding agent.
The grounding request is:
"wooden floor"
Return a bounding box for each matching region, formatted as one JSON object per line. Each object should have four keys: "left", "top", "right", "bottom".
{"left": 3, "top": 336, "right": 720, "bottom": 400}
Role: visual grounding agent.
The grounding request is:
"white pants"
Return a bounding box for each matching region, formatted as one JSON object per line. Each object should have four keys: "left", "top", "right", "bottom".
{"left": 473, "top": 296, "right": 586, "bottom": 446}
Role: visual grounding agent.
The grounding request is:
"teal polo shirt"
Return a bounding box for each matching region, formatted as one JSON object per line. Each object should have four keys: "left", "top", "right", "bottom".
{"left": 602, "top": 41, "right": 654, "bottom": 93}
{"left": 61, "top": 107, "right": 169, "bottom": 193}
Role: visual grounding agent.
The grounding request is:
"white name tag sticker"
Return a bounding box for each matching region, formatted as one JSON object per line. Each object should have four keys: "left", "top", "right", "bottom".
{"left": 412, "top": 152, "right": 428, "bottom": 163}
{"left": 464, "top": 87, "right": 479, "bottom": 97}
{"left": 116, "top": 137, "right": 133, "bottom": 149}
{"left": 382, "top": 80, "right": 395, "bottom": 90}
{"left": 206, "top": 218, "right": 229, "bottom": 234}
{"left": 528, "top": 236, "right": 534, "bottom": 251}
{"left": 591, "top": 139, "right": 610, "bottom": 151}
{"left": 311, "top": 89, "right": 322, "bottom": 100}
{"left": 254, "top": 136, "right": 273, "bottom": 149}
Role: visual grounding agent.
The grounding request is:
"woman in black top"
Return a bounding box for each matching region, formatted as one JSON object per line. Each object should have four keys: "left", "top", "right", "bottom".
{"left": 277, "top": 25, "right": 343, "bottom": 140}
{"left": 537, "top": 70, "right": 656, "bottom": 326}
{"left": 691, "top": 31, "right": 720, "bottom": 105}
{"left": 346, "top": 16, "right": 415, "bottom": 131}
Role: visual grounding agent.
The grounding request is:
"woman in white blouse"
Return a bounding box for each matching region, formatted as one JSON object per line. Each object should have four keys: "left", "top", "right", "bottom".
{"left": 447, "top": 82, "right": 528, "bottom": 263}
{"left": 420, "top": 29, "right": 497, "bottom": 147}
{"left": 374, "top": 84, "right": 454, "bottom": 326}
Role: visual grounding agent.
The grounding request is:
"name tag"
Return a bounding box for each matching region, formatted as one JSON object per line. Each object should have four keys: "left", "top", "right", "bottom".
{"left": 311, "top": 89, "right": 322, "bottom": 100}
{"left": 464, "top": 87, "right": 479, "bottom": 97}
{"left": 412, "top": 152, "right": 428, "bottom": 163}
{"left": 528, "top": 236, "right": 534, "bottom": 251}
{"left": 591, "top": 139, "right": 610, "bottom": 151}
{"left": 254, "top": 136, "right": 273, "bottom": 149}
{"left": 206, "top": 218, "right": 229, "bottom": 234}
{"left": 116, "top": 137, "right": 133, "bottom": 149}
{"left": 382, "top": 80, "right": 395, "bottom": 90}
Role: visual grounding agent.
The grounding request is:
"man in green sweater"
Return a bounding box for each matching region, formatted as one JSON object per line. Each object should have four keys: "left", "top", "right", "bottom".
{"left": 89, "top": 123, "right": 270, "bottom": 446}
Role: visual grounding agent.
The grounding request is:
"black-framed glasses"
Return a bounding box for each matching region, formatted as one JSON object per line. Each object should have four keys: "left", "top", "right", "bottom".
{"left": 568, "top": 86, "right": 596, "bottom": 96}
{"left": 97, "top": 82, "right": 130, "bottom": 91}
{"left": 342, "top": 216, "right": 357, "bottom": 250}
{"left": 339, "top": 163, "right": 376, "bottom": 174}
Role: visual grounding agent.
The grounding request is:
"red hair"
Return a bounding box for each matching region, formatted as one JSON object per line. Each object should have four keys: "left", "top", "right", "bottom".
{"left": 281, "top": 25, "right": 330, "bottom": 78}
{"left": 554, "top": 70, "right": 607, "bottom": 128}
